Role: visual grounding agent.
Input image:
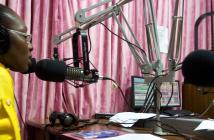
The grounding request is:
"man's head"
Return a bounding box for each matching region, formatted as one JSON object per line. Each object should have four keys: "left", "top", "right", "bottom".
{"left": 0, "top": 4, "right": 33, "bottom": 73}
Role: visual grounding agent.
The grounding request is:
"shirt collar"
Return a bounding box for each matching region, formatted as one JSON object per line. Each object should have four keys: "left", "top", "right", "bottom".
{"left": 0, "top": 62, "right": 9, "bottom": 70}
{"left": 0, "top": 62, "right": 5, "bottom": 67}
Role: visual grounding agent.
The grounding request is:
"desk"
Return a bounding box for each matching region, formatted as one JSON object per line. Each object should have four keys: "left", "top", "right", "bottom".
{"left": 182, "top": 83, "right": 214, "bottom": 118}
{"left": 27, "top": 119, "right": 188, "bottom": 140}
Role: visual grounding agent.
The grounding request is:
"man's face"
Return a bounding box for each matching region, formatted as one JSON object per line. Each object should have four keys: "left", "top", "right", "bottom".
{"left": 3, "top": 24, "right": 33, "bottom": 73}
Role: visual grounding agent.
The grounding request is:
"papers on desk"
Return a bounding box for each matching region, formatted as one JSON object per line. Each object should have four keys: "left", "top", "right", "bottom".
{"left": 194, "top": 120, "right": 214, "bottom": 131}
{"left": 63, "top": 131, "right": 166, "bottom": 140}
{"left": 98, "top": 134, "right": 166, "bottom": 140}
{"left": 109, "top": 112, "right": 156, "bottom": 127}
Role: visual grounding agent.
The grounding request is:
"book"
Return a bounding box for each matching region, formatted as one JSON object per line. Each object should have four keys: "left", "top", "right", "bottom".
{"left": 62, "top": 130, "right": 125, "bottom": 139}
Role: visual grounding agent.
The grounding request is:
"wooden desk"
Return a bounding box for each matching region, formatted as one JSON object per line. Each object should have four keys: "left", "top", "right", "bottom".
{"left": 182, "top": 83, "right": 214, "bottom": 118}
{"left": 27, "top": 119, "right": 188, "bottom": 140}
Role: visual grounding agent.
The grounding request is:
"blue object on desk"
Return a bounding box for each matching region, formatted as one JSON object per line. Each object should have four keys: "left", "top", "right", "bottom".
{"left": 77, "top": 130, "right": 120, "bottom": 139}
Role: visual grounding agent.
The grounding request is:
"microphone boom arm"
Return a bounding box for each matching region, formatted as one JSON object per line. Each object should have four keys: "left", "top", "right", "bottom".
{"left": 53, "top": 0, "right": 156, "bottom": 74}
{"left": 52, "top": 0, "right": 184, "bottom": 135}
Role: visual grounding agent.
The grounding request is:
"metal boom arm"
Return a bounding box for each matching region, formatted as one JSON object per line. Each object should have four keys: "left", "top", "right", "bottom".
{"left": 53, "top": 0, "right": 162, "bottom": 74}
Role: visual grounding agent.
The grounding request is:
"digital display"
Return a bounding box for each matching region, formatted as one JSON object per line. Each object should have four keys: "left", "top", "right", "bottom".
{"left": 132, "top": 76, "right": 181, "bottom": 109}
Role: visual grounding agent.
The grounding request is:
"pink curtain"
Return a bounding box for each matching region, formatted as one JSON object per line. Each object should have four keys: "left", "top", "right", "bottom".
{"left": 0, "top": 0, "right": 213, "bottom": 139}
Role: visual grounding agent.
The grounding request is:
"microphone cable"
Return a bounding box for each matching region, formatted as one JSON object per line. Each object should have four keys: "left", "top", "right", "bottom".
{"left": 99, "top": 76, "right": 135, "bottom": 112}
{"left": 14, "top": 95, "right": 26, "bottom": 126}
{"left": 99, "top": 22, "right": 147, "bottom": 57}
{"left": 199, "top": 100, "right": 214, "bottom": 118}
{"left": 160, "top": 82, "right": 174, "bottom": 112}
{"left": 139, "top": 83, "right": 156, "bottom": 113}
{"left": 142, "top": 74, "right": 166, "bottom": 113}
{"left": 65, "top": 80, "right": 91, "bottom": 88}
{"left": 64, "top": 61, "right": 93, "bottom": 88}
{"left": 98, "top": 22, "right": 161, "bottom": 112}
{"left": 14, "top": 93, "right": 27, "bottom": 140}
{"left": 65, "top": 58, "right": 99, "bottom": 88}
{"left": 142, "top": 84, "right": 164, "bottom": 113}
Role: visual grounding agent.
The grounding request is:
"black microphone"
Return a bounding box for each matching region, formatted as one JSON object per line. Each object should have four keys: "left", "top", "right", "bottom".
{"left": 182, "top": 50, "right": 214, "bottom": 87}
{"left": 35, "top": 59, "right": 99, "bottom": 83}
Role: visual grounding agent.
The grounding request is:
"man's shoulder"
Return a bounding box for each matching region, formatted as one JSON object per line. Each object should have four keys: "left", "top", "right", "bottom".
{"left": 0, "top": 66, "right": 11, "bottom": 80}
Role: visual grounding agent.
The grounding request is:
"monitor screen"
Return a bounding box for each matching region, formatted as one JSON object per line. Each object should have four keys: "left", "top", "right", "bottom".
{"left": 131, "top": 76, "right": 181, "bottom": 109}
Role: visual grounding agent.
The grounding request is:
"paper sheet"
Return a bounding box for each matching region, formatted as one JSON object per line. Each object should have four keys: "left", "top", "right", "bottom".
{"left": 194, "top": 120, "right": 214, "bottom": 131}
{"left": 98, "top": 134, "right": 166, "bottom": 140}
{"left": 157, "top": 26, "right": 169, "bottom": 53}
{"left": 109, "top": 112, "right": 156, "bottom": 127}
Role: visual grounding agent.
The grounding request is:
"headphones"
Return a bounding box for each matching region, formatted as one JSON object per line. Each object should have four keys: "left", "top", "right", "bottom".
{"left": 0, "top": 24, "right": 10, "bottom": 54}
{"left": 49, "top": 111, "right": 78, "bottom": 127}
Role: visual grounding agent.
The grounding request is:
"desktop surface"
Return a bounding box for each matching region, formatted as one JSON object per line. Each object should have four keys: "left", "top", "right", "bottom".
{"left": 27, "top": 118, "right": 205, "bottom": 140}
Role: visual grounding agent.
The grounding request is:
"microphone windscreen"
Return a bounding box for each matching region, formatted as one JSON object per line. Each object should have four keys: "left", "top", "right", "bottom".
{"left": 182, "top": 50, "right": 214, "bottom": 86}
{"left": 35, "top": 59, "right": 67, "bottom": 82}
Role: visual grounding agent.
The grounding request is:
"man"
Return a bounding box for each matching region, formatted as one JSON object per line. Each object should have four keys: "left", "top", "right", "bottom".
{"left": 0, "top": 4, "right": 33, "bottom": 140}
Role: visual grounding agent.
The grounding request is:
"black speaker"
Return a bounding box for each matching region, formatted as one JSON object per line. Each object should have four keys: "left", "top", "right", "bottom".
{"left": 0, "top": 24, "right": 10, "bottom": 54}
{"left": 49, "top": 111, "right": 78, "bottom": 127}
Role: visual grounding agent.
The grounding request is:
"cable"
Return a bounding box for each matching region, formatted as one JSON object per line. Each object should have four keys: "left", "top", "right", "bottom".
{"left": 142, "top": 94, "right": 155, "bottom": 113}
{"left": 143, "top": 73, "right": 156, "bottom": 77}
{"left": 140, "top": 84, "right": 155, "bottom": 112}
{"left": 14, "top": 93, "right": 28, "bottom": 140}
{"left": 99, "top": 76, "right": 135, "bottom": 112}
{"left": 143, "top": 84, "right": 164, "bottom": 113}
{"left": 142, "top": 74, "right": 166, "bottom": 112}
{"left": 64, "top": 27, "right": 98, "bottom": 84}
{"left": 144, "top": 81, "right": 156, "bottom": 106}
{"left": 199, "top": 100, "right": 214, "bottom": 118}
{"left": 44, "top": 124, "right": 52, "bottom": 140}
{"left": 62, "top": 86, "right": 68, "bottom": 112}
{"left": 89, "top": 60, "right": 98, "bottom": 71}
{"left": 64, "top": 57, "right": 84, "bottom": 66}
{"left": 88, "top": 27, "right": 92, "bottom": 53}
{"left": 149, "top": 84, "right": 163, "bottom": 111}
{"left": 63, "top": 26, "right": 92, "bottom": 66}
{"left": 145, "top": 116, "right": 197, "bottom": 139}
{"left": 99, "top": 22, "right": 147, "bottom": 56}
{"left": 65, "top": 80, "right": 91, "bottom": 88}
{"left": 161, "top": 82, "right": 174, "bottom": 112}
{"left": 14, "top": 74, "right": 33, "bottom": 130}
{"left": 64, "top": 57, "right": 97, "bottom": 88}
{"left": 14, "top": 95, "right": 26, "bottom": 128}
{"left": 62, "top": 119, "right": 99, "bottom": 131}
{"left": 63, "top": 57, "right": 83, "bottom": 62}
{"left": 155, "top": 84, "right": 163, "bottom": 99}
{"left": 65, "top": 78, "right": 85, "bottom": 88}
{"left": 106, "top": 115, "right": 198, "bottom": 140}
{"left": 154, "top": 120, "right": 199, "bottom": 140}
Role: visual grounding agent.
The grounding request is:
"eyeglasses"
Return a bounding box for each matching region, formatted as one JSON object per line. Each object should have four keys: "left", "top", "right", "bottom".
{"left": 8, "top": 29, "right": 32, "bottom": 43}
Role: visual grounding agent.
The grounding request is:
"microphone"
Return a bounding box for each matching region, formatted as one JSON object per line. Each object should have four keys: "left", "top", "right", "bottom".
{"left": 182, "top": 50, "right": 214, "bottom": 87}
{"left": 35, "top": 59, "right": 99, "bottom": 83}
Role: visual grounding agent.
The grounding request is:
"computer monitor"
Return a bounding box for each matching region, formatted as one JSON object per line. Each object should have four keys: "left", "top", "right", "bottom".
{"left": 131, "top": 76, "right": 181, "bottom": 110}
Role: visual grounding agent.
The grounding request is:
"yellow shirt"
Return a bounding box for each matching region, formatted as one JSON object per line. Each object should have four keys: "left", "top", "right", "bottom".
{"left": 0, "top": 63, "right": 21, "bottom": 140}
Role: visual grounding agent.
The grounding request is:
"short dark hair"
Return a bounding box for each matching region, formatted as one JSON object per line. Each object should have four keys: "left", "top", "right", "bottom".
{"left": 0, "top": 4, "right": 20, "bottom": 28}
{"left": 0, "top": 4, "right": 17, "bottom": 54}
